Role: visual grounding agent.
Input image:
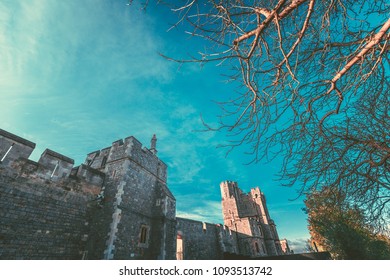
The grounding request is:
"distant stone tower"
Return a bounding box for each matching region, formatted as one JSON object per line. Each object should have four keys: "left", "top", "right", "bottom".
{"left": 220, "top": 181, "right": 282, "bottom": 257}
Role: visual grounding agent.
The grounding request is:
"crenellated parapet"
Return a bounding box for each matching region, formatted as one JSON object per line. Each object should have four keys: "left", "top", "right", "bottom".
{"left": 84, "top": 135, "right": 167, "bottom": 183}
{"left": 0, "top": 129, "right": 103, "bottom": 187}
{"left": 1, "top": 127, "right": 287, "bottom": 260}
{"left": 0, "top": 128, "right": 36, "bottom": 167}
{"left": 220, "top": 180, "right": 239, "bottom": 199}
{"left": 0, "top": 129, "right": 104, "bottom": 260}
{"left": 37, "top": 149, "right": 74, "bottom": 180}
{"left": 220, "top": 181, "right": 283, "bottom": 257}
{"left": 70, "top": 164, "right": 105, "bottom": 186}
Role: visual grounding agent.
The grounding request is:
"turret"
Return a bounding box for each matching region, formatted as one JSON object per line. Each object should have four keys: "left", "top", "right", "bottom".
{"left": 150, "top": 134, "right": 157, "bottom": 155}
{"left": 220, "top": 181, "right": 239, "bottom": 199}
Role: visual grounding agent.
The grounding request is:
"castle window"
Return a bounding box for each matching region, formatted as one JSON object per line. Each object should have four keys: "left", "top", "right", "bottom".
{"left": 101, "top": 156, "right": 107, "bottom": 168}
{"left": 245, "top": 243, "right": 250, "bottom": 255}
{"left": 224, "top": 225, "right": 229, "bottom": 235}
{"left": 255, "top": 242, "right": 260, "bottom": 253}
{"left": 258, "top": 225, "right": 263, "bottom": 236}
{"left": 50, "top": 160, "right": 60, "bottom": 178}
{"left": 139, "top": 225, "right": 149, "bottom": 245}
{"left": 0, "top": 143, "right": 14, "bottom": 162}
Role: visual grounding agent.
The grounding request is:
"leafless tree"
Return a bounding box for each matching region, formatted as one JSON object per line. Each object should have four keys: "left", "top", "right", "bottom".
{"left": 129, "top": 1, "right": 390, "bottom": 222}
{"left": 285, "top": 89, "right": 390, "bottom": 226}
{"left": 160, "top": 1, "right": 389, "bottom": 151}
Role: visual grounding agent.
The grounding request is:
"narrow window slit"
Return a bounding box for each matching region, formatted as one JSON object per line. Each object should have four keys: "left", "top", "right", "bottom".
{"left": 51, "top": 160, "right": 59, "bottom": 178}
{"left": 1, "top": 143, "right": 14, "bottom": 162}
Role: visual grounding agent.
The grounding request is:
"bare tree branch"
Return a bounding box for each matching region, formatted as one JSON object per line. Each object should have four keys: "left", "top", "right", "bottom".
{"left": 126, "top": 0, "right": 390, "bottom": 226}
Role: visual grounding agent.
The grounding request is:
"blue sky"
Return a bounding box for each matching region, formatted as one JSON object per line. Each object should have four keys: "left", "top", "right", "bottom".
{"left": 0, "top": 0, "right": 310, "bottom": 252}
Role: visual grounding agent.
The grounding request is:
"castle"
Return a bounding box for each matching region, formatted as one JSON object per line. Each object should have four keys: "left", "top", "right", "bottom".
{"left": 0, "top": 128, "right": 286, "bottom": 259}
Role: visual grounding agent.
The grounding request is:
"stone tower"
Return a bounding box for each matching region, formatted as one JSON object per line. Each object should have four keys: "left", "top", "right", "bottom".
{"left": 84, "top": 135, "right": 176, "bottom": 260}
{"left": 220, "top": 181, "right": 282, "bottom": 257}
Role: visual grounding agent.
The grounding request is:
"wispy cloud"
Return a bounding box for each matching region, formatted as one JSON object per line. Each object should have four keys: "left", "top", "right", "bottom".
{"left": 0, "top": 1, "right": 172, "bottom": 90}
{"left": 0, "top": 0, "right": 311, "bottom": 243}
{"left": 0, "top": 0, "right": 236, "bottom": 185}
{"left": 0, "top": 0, "right": 175, "bottom": 161}
{"left": 287, "top": 238, "right": 311, "bottom": 254}
{"left": 176, "top": 193, "right": 223, "bottom": 224}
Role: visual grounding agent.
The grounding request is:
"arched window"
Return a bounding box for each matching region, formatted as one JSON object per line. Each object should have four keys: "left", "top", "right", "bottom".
{"left": 139, "top": 225, "right": 149, "bottom": 245}
{"left": 258, "top": 225, "right": 263, "bottom": 236}
{"left": 255, "top": 242, "right": 260, "bottom": 253}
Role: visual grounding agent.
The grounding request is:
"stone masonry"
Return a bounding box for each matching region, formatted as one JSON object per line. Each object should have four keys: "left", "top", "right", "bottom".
{"left": 220, "top": 181, "right": 283, "bottom": 257}
{"left": 0, "top": 128, "right": 287, "bottom": 259}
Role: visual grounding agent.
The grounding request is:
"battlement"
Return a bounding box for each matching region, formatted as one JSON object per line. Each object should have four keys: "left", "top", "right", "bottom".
{"left": 220, "top": 181, "right": 240, "bottom": 199}
{"left": 0, "top": 129, "right": 36, "bottom": 166}
{"left": 221, "top": 181, "right": 272, "bottom": 223}
{"left": 40, "top": 149, "right": 74, "bottom": 164}
{"left": 71, "top": 164, "right": 105, "bottom": 186}
{"left": 220, "top": 180, "right": 283, "bottom": 257}
{"left": 84, "top": 134, "right": 167, "bottom": 182}
{"left": 221, "top": 182, "right": 264, "bottom": 200}
{"left": 0, "top": 128, "right": 168, "bottom": 186}
{"left": 1, "top": 127, "right": 286, "bottom": 260}
{"left": 0, "top": 128, "right": 105, "bottom": 186}
{"left": 0, "top": 128, "right": 36, "bottom": 148}
{"left": 37, "top": 149, "right": 74, "bottom": 180}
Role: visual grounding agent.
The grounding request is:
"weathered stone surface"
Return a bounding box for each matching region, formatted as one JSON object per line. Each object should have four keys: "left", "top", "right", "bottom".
{"left": 0, "top": 129, "right": 35, "bottom": 167}
{"left": 0, "top": 128, "right": 287, "bottom": 260}
{"left": 0, "top": 174, "right": 98, "bottom": 259}
{"left": 176, "top": 218, "right": 223, "bottom": 260}
{"left": 220, "top": 181, "right": 283, "bottom": 257}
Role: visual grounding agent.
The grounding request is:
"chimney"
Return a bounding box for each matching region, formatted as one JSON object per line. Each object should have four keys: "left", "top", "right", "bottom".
{"left": 150, "top": 134, "right": 157, "bottom": 155}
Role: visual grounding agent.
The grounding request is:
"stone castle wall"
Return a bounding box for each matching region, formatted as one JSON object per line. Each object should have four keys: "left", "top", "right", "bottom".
{"left": 175, "top": 218, "right": 243, "bottom": 260}
{"left": 0, "top": 128, "right": 286, "bottom": 260}
{"left": 0, "top": 129, "right": 103, "bottom": 259}
{"left": 0, "top": 169, "right": 101, "bottom": 259}
{"left": 0, "top": 129, "right": 177, "bottom": 260}
{"left": 176, "top": 218, "right": 222, "bottom": 260}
